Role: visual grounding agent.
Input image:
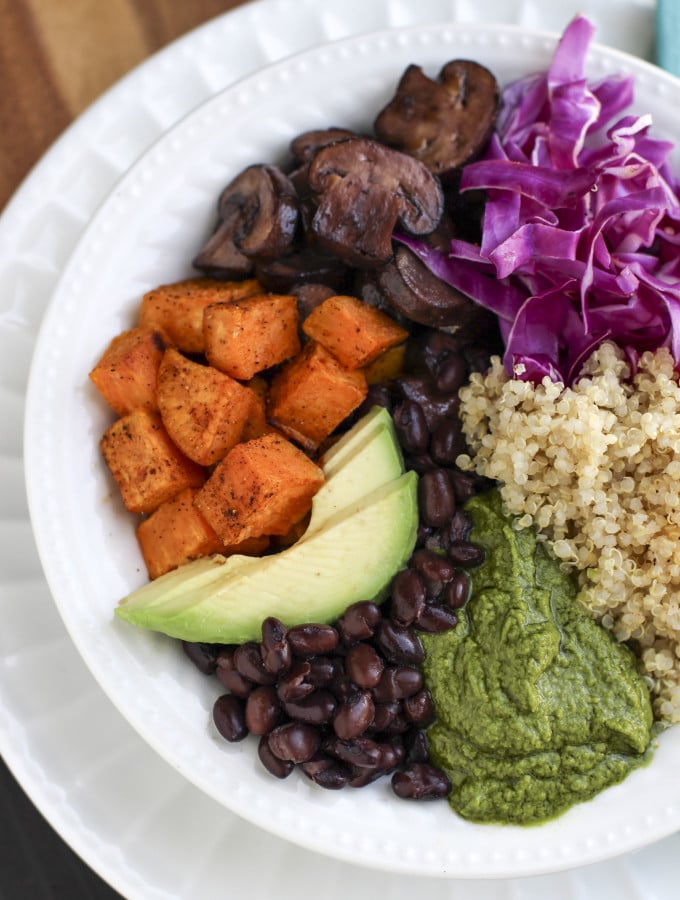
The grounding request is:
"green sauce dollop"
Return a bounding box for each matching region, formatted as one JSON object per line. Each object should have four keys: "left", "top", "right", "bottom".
{"left": 422, "top": 489, "right": 654, "bottom": 825}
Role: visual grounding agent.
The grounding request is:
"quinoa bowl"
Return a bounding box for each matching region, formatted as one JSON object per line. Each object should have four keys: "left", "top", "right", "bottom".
{"left": 23, "top": 21, "right": 680, "bottom": 877}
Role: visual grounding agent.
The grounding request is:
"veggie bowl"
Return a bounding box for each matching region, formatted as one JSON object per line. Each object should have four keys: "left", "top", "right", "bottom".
{"left": 24, "top": 20, "right": 680, "bottom": 877}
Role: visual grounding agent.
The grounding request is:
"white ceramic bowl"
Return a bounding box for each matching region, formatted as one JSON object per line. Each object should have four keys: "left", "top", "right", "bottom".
{"left": 24, "top": 22, "right": 680, "bottom": 878}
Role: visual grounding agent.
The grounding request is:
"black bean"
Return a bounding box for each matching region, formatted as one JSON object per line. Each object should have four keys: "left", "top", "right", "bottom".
{"left": 276, "top": 660, "right": 314, "bottom": 703}
{"left": 381, "top": 711, "right": 411, "bottom": 735}
{"left": 348, "top": 765, "right": 385, "bottom": 788}
{"left": 406, "top": 453, "right": 436, "bottom": 474}
{"left": 213, "top": 694, "right": 248, "bottom": 742}
{"left": 234, "top": 642, "right": 277, "bottom": 685}
{"left": 409, "top": 549, "right": 455, "bottom": 601}
{"left": 324, "top": 736, "right": 382, "bottom": 768}
{"left": 260, "top": 617, "right": 292, "bottom": 676}
{"left": 419, "top": 469, "right": 456, "bottom": 528}
{"left": 374, "top": 621, "right": 424, "bottom": 666}
{"left": 345, "top": 643, "right": 384, "bottom": 688}
{"left": 333, "top": 690, "right": 375, "bottom": 740}
{"left": 429, "top": 419, "right": 466, "bottom": 466}
{"left": 379, "top": 736, "right": 406, "bottom": 772}
{"left": 444, "top": 571, "right": 470, "bottom": 609}
{"left": 416, "top": 524, "right": 435, "bottom": 549}
{"left": 390, "top": 568, "right": 427, "bottom": 627}
{"left": 415, "top": 603, "right": 458, "bottom": 633}
{"left": 329, "top": 673, "right": 354, "bottom": 703}
{"left": 306, "top": 655, "right": 340, "bottom": 687}
{"left": 370, "top": 701, "right": 401, "bottom": 732}
{"left": 435, "top": 354, "right": 467, "bottom": 394}
{"left": 245, "top": 686, "right": 281, "bottom": 735}
{"left": 403, "top": 690, "right": 435, "bottom": 727}
{"left": 404, "top": 729, "right": 430, "bottom": 764}
{"left": 449, "top": 471, "right": 477, "bottom": 504}
{"left": 268, "top": 722, "right": 321, "bottom": 763}
{"left": 336, "top": 601, "right": 382, "bottom": 644}
{"left": 373, "top": 666, "right": 423, "bottom": 702}
{"left": 395, "top": 375, "right": 460, "bottom": 431}
{"left": 182, "top": 641, "right": 220, "bottom": 675}
{"left": 393, "top": 400, "right": 429, "bottom": 454}
{"left": 284, "top": 690, "right": 337, "bottom": 725}
{"left": 287, "top": 623, "right": 339, "bottom": 656}
{"left": 215, "top": 649, "right": 255, "bottom": 699}
{"left": 447, "top": 507, "right": 473, "bottom": 543}
{"left": 301, "top": 754, "right": 351, "bottom": 790}
{"left": 391, "top": 763, "right": 452, "bottom": 800}
{"left": 447, "top": 540, "right": 486, "bottom": 568}
{"left": 422, "top": 330, "right": 461, "bottom": 373}
{"left": 464, "top": 345, "right": 493, "bottom": 374}
{"left": 258, "top": 735, "right": 295, "bottom": 779}
{"left": 361, "top": 383, "right": 394, "bottom": 414}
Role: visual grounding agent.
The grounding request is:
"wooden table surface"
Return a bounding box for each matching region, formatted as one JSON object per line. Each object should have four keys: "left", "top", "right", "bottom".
{"left": 1, "top": 3, "right": 249, "bottom": 896}
{"left": 0, "top": 0, "right": 247, "bottom": 211}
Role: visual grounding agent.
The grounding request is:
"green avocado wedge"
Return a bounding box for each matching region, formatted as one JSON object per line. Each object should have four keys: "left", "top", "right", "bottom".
{"left": 115, "top": 409, "right": 418, "bottom": 643}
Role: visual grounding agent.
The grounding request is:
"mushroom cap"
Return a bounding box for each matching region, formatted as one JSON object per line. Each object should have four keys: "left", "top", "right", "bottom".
{"left": 377, "top": 244, "right": 498, "bottom": 339}
{"left": 194, "top": 164, "right": 298, "bottom": 278}
{"left": 307, "top": 137, "right": 444, "bottom": 269}
{"left": 373, "top": 60, "right": 500, "bottom": 176}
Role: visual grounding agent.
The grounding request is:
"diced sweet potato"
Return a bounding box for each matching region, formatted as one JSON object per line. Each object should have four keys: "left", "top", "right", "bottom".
{"left": 139, "top": 277, "right": 262, "bottom": 353}
{"left": 137, "top": 488, "right": 224, "bottom": 579}
{"left": 89, "top": 327, "right": 166, "bottom": 415}
{"left": 240, "top": 376, "right": 270, "bottom": 441}
{"left": 363, "top": 341, "right": 406, "bottom": 384}
{"left": 267, "top": 341, "right": 368, "bottom": 450}
{"left": 194, "top": 433, "right": 324, "bottom": 544}
{"left": 156, "top": 348, "right": 258, "bottom": 466}
{"left": 100, "top": 409, "right": 204, "bottom": 514}
{"left": 204, "top": 293, "right": 300, "bottom": 380}
{"left": 302, "top": 294, "right": 408, "bottom": 369}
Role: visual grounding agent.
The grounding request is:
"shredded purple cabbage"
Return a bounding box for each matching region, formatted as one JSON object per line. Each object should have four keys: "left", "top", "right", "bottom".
{"left": 398, "top": 15, "right": 680, "bottom": 384}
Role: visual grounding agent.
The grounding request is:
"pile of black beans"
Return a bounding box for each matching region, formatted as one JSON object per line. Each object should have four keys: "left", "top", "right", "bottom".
{"left": 183, "top": 328, "right": 494, "bottom": 800}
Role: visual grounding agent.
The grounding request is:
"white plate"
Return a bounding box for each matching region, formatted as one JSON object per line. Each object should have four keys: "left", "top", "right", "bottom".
{"left": 5, "top": 0, "right": 680, "bottom": 897}
{"left": 22, "top": 11, "right": 680, "bottom": 881}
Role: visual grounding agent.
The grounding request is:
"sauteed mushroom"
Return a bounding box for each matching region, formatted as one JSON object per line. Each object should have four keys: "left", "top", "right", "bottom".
{"left": 307, "top": 137, "right": 444, "bottom": 268}
{"left": 194, "top": 164, "right": 298, "bottom": 278}
{"left": 374, "top": 60, "right": 500, "bottom": 177}
{"left": 375, "top": 244, "right": 497, "bottom": 338}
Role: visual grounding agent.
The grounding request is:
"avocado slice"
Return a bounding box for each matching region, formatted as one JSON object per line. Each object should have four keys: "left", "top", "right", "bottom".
{"left": 115, "top": 408, "right": 418, "bottom": 643}
{"left": 319, "top": 405, "right": 394, "bottom": 476}
{"left": 308, "top": 414, "right": 403, "bottom": 535}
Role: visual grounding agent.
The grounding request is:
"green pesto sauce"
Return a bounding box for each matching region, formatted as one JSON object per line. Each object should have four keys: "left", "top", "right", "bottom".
{"left": 421, "top": 489, "right": 654, "bottom": 826}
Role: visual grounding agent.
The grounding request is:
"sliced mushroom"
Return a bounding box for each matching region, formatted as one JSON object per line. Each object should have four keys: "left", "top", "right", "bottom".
{"left": 193, "top": 164, "right": 298, "bottom": 278}
{"left": 373, "top": 60, "right": 500, "bottom": 177}
{"left": 307, "top": 137, "right": 444, "bottom": 269}
{"left": 290, "top": 127, "right": 358, "bottom": 165}
{"left": 254, "top": 248, "right": 349, "bottom": 293}
{"left": 374, "top": 243, "right": 498, "bottom": 338}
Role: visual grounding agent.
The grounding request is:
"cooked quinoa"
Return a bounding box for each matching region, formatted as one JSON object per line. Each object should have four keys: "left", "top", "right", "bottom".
{"left": 457, "top": 341, "right": 680, "bottom": 723}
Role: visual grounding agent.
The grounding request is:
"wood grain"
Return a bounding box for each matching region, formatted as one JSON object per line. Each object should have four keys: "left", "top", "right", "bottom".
{"left": 0, "top": 0, "right": 247, "bottom": 211}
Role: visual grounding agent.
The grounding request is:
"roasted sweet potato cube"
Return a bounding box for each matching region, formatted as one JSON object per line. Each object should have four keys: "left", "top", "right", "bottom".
{"left": 267, "top": 341, "right": 368, "bottom": 450}
{"left": 194, "top": 433, "right": 324, "bottom": 544}
{"left": 302, "top": 294, "right": 408, "bottom": 369}
{"left": 137, "top": 488, "right": 224, "bottom": 579}
{"left": 204, "top": 293, "right": 300, "bottom": 380}
{"left": 100, "top": 409, "right": 204, "bottom": 514}
{"left": 89, "top": 327, "right": 166, "bottom": 415}
{"left": 157, "top": 348, "right": 258, "bottom": 466}
{"left": 139, "top": 277, "right": 262, "bottom": 353}
{"left": 363, "top": 342, "right": 406, "bottom": 384}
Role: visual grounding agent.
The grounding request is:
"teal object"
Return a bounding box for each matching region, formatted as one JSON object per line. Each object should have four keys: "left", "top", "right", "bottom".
{"left": 657, "top": 0, "right": 680, "bottom": 77}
